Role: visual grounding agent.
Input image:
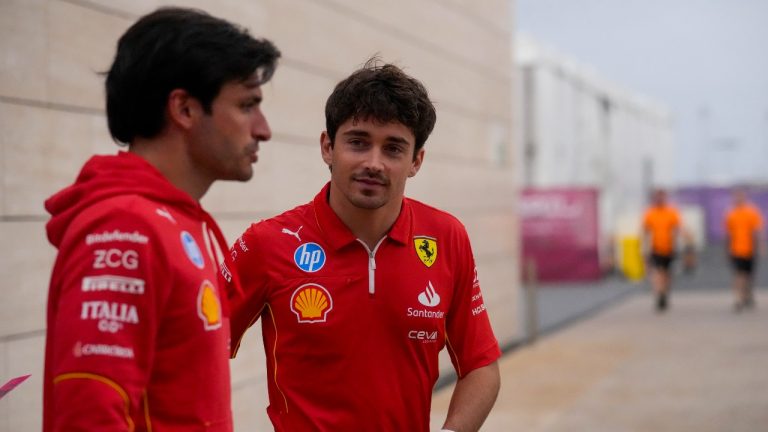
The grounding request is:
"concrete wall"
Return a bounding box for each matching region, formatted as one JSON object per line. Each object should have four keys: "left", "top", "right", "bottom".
{"left": 0, "top": 0, "right": 518, "bottom": 430}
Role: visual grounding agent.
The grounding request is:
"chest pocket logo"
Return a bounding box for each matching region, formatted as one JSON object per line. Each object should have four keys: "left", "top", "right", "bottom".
{"left": 291, "top": 283, "right": 333, "bottom": 323}
{"left": 414, "top": 236, "right": 437, "bottom": 267}
{"left": 294, "top": 242, "right": 326, "bottom": 272}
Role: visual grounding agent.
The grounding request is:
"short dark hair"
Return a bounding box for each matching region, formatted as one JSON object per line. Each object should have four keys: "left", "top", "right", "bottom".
{"left": 324, "top": 58, "right": 437, "bottom": 156}
{"left": 105, "top": 7, "right": 280, "bottom": 144}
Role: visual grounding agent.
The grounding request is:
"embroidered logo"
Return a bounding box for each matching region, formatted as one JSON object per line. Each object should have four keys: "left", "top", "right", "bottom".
{"left": 181, "top": 231, "right": 205, "bottom": 269}
{"left": 197, "top": 280, "right": 222, "bottom": 331}
{"left": 414, "top": 236, "right": 437, "bottom": 267}
{"left": 281, "top": 226, "right": 303, "bottom": 242}
{"left": 418, "top": 281, "right": 441, "bottom": 307}
{"left": 290, "top": 283, "right": 333, "bottom": 323}
{"left": 294, "top": 242, "right": 326, "bottom": 272}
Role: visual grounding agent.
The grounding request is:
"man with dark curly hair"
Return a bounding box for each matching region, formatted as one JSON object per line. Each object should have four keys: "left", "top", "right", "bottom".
{"left": 223, "top": 59, "right": 501, "bottom": 432}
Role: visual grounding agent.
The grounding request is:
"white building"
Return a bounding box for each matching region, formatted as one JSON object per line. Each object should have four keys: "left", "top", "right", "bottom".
{"left": 515, "top": 34, "right": 676, "bottom": 248}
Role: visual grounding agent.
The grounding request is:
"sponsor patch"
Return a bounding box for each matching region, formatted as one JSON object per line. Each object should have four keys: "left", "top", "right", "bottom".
{"left": 418, "top": 281, "right": 441, "bottom": 307}
{"left": 181, "top": 231, "right": 205, "bottom": 269}
{"left": 82, "top": 275, "right": 145, "bottom": 295}
{"left": 408, "top": 329, "right": 438, "bottom": 343}
{"left": 85, "top": 230, "right": 148, "bottom": 246}
{"left": 290, "top": 283, "right": 333, "bottom": 323}
{"left": 197, "top": 280, "right": 222, "bottom": 331}
{"left": 407, "top": 307, "right": 445, "bottom": 319}
{"left": 473, "top": 266, "right": 480, "bottom": 288}
{"left": 73, "top": 341, "right": 135, "bottom": 359}
{"left": 93, "top": 249, "right": 139, "bottom": 270}
{"left": 294, "top": 242, "right": 326, "bottom": 272}
{"left": 81, "top": 301, "right": 139, "bottom": 333}
{"left": 414, "top": 236, "right": 437, "bottom": 267}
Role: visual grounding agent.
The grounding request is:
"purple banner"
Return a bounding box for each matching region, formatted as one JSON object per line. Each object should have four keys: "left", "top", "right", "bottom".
{"left": 674, "top": 186, "right": 768, "bottom": 242}
{"left": 520, "top": 188, "right": 600, "bottom": 282}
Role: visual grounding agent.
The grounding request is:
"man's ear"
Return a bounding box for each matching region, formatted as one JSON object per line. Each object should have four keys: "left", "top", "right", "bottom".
{"left": 167, "top": 89, "right": 203, "bottom": 130}
{"left": 409, "top": 148, "right": 425, "bottom": 177}
{"left": 320, "top": 131, "right": 333, "bottom": 166}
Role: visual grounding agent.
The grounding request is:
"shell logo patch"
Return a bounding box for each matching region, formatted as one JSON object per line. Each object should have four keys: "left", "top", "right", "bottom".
{"left": 290, "top": 283, "right": 333, "bottom": 323}
{"left": 414, "top": 236, "right": 437, "bottom": 267}
{"left": 197, "top": 280, "right": 222, "bottom": 331}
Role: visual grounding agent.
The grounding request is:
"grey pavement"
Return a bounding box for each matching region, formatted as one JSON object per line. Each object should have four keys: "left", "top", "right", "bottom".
{"left": 431, "top": 246, "right": 768, "bottom": 431}
{"left": 432, "top": 289, "right": 768, "bottom": 431}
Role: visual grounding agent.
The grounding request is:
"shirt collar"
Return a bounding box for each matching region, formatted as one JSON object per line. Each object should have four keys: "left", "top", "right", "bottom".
{"left": 312, "top": 182, "right": 412, "bottom": 251}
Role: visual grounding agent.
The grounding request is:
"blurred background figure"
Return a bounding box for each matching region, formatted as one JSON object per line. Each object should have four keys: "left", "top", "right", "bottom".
{"left": 642, "top": 189, "right": 682, "bottom": 311}
{"left": 724, "top": 188, "right": 766, "bottom": 311}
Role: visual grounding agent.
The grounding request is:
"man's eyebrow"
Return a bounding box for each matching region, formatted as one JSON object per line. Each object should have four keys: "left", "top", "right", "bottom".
{"left": 341, "top": 130, "right": 372, "bottom": 138}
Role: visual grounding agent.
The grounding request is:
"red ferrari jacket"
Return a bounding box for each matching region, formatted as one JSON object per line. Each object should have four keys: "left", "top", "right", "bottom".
{"left": 44, "top": 152, "right": 233, "bottom": 431}
{"left": 224, "top": 183, "right": 501, "bottom": 431}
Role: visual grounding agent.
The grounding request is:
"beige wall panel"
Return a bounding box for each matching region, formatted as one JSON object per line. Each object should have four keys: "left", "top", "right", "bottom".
{"left": 1, "top": 102, "right": 112, "bottom": 216}
{"left": 313, "top": 0, "right": 510, "bottom": 77}
{"left": 249, "top": 0, "right": 511, "bottom": 119}
{"left": 231, "top": 375, "right": 273, "bottom": 431}
{"left": 262, "top": 66, "right": 331, "bottom": 142}
{"left": 459, "top": 211, "right": 517, "bottom": 258}
{"left": 409, "top": 161, "right": 515, "bottom": 213}
{"left": 0, "top": 0, "right": 48, "bottom": 101}
{"left": 480, "top": 258, "right": 520, "bottom": 334}
{"left": 0, "top": 221, "right": 54, "bottom": 337}
{"left": 1, "top": 334, "right": 45, "bottom": 432}
{"left": 230, "top": 322, "right": 273, "bottom": 429}
{"left": 429, "top": 110, "right": 513, "bottom": 165}
{"left": 230, "top": 322, "right": 268, "bottom": 385}
{"left": 47, "top": 2, "right": 128, "bottom": 109}
{"left": 203, "top": 139, "right": 327, "bottom": 215}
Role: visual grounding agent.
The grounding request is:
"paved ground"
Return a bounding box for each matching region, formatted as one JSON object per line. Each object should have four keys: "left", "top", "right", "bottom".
{"left": 431, "top": 289, "right": 768, "bottom": 431}
{"left": 431, "top": 247, "right": 768, "bottom": 431}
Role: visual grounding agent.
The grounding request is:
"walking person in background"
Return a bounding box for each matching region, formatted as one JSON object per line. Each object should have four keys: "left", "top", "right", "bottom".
{"left": 642, "top": 188, "right": 682, "bottom": 312}
{"left": 724, "top": 188, "right": 765, "bottom": 312}
{"left": 43, "top": 8, "right": 279, "bottom": 430}
{"left": 222, "top": 58, "right": 501, "bottom": 432}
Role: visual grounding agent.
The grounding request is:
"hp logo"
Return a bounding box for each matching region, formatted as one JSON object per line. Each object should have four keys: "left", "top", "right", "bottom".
{"left": 294, "top": 243, "right": 326, "bottom": 272}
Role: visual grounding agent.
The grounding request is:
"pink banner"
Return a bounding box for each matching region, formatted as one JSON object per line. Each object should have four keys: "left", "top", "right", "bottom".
{"left": 520, "top": 188, "right": 600, "bottom": 282}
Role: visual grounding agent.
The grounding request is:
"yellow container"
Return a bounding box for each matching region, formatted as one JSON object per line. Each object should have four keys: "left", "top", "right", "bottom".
{"left": 621, "top": 236, "right": 644, "bottom": 281}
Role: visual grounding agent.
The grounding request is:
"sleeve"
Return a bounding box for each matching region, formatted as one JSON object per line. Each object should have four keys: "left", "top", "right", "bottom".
{"left": 47, "top": 210, "right": 169, "bottom": 431}
{"left": 220, "top": 223, "right": 270, "bottom": 357}
{"left": 444, "top": 224, "right": 502, "bottom": 378}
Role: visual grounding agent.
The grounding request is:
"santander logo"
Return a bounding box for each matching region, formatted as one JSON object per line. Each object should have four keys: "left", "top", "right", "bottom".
{"left": 417, "top": 281, "right": 441, "bottom": 307}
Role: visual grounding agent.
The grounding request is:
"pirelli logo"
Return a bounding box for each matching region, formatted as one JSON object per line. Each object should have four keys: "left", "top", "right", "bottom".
{"left": 82, "top": 275, "right": 145, "bottom": 295}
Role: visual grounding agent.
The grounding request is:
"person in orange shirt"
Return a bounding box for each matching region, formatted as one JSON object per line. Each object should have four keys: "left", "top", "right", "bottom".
{"left": 642, "top": 189, "right": 682, "bottom": 311}
{"left": 724, "top": 188, "right": 765, "bottom": 311}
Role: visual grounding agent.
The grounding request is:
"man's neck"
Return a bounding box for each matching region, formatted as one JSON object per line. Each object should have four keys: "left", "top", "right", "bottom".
{"left": 328, "top": 186, "right": 402, "bottom": 250}
{"left": 129, "top": 135, "right": 212, "bottom": 201}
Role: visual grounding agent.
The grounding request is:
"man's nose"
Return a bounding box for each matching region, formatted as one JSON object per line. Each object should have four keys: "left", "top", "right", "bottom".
{"left": 252, "top": 110, "right": 271, "bottom": 142}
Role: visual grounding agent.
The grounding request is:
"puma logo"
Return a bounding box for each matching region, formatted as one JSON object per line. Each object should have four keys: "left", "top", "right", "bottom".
{"left": 155, "top": 207, "right": 176, "bottom": 224}
{"left": 281, "top": 226, "right": 303, "bottom": 242}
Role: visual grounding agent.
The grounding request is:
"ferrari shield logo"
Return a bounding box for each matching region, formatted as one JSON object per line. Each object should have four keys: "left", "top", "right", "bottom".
{"left": 414, "top": 236, "right": 437, "bottom": 267}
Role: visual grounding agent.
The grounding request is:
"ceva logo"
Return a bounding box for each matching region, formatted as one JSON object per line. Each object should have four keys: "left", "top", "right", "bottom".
{"left": 418, "top": 281, "right": 440, "bottom": 307}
